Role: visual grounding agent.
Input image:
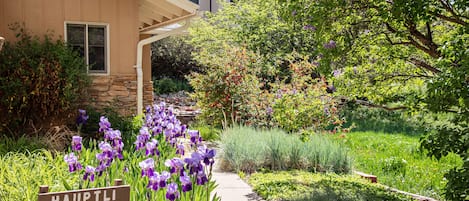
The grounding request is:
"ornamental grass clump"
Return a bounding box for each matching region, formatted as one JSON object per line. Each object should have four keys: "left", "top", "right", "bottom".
{"left": 61, "top": 103, "right": 219, "bottom": 201}
{"left": 220, "top": 126, "right": 351, "bottom": 174}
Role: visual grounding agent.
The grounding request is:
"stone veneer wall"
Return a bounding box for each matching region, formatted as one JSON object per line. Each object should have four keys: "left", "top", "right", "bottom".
{"left": 89, "top": 75, "right": 153, "bottom": 116}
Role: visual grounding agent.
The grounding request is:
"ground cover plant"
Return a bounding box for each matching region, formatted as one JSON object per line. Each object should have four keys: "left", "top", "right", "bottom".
{"left": 336, "top": 131, "right": 463, "bottom": 200}
{"left": 0, "top": 103, "right": 219, "bottom": 201}
{"left": 247, "top": 170, "right": 415, "bottom": 201}
{"left": 220, "top": 126, "right": 351, "bottom": 174}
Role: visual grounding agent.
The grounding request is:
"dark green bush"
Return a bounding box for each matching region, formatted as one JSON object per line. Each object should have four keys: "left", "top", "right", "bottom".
{"left": 153, "top": 77, "right": 193, "bottom": 95}
{"left": 0, "top": 25, "right": 90, "bottom": 136}
{"left": 79, "top": 106, "right": 136, "bottom": 151}
{"left": 151, "top": 36, "right": 202, "bottom": 80}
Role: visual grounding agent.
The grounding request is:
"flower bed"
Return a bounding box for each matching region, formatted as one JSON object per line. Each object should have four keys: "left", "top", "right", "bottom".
{"left": 0, "top": 102, "right": 219, "bottom": 201}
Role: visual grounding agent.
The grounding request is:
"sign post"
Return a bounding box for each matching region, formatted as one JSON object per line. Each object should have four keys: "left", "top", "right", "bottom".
{"left": 38, "top": 179, "right": 130, "bottom": 201}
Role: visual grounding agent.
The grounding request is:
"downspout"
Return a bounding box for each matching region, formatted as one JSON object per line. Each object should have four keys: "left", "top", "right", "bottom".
{"left": 135, "top": 18, "right": 193, "bottom": 115}
{"left": 0, "top": 37, "right": 4, "bottom": 51}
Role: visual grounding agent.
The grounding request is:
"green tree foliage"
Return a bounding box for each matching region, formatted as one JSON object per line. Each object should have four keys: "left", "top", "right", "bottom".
{"left": 189, "top": 0, "right": 319, "bottom": 76}
{"left": 0, "top": 25, "right": 90, "bottom": 136}
{"left": 188, "top": 0, "right": 346, "bottom": 131}
{"left": 277, "top": 0, "right": 469, "bottom": 199}
{"left": 151, "top": 36, "right": 202, "bottom": 80}
{"left": 189, "top": 46, "right": 265, "bottom": 128}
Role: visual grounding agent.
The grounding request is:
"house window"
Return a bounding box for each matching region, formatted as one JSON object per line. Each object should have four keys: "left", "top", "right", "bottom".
{"left": 66, "top": 23, "right": 108, "bottom": 74}
{"left": 190, "top": 0, "right": 199, "bottom": 4}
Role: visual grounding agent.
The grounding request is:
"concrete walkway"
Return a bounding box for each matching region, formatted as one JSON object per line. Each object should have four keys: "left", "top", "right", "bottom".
{"left": 211, "top": 170, "right": 263, "bottom": 201}
{"left": 208, "top": 142, "right": 263, "bottom": 201}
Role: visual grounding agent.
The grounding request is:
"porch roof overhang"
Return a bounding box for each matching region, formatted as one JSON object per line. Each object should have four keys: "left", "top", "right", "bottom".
{"left": 138, "top": 0, "right": 198, "bottom": 34}
{"left": 136, "top": 0, "right": 198, "bottom": 115}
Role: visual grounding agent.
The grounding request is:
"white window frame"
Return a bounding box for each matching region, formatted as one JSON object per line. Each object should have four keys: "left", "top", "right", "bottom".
{"left": 64, "top": 21, "right": 110, "bottom": 76}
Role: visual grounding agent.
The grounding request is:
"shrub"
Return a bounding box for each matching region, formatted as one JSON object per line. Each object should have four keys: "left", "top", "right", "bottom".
{"left": 151, "top": 36, "right": 202, "bottom": 80}
{"left": 0, "top": 25, "right": 90, "bottom": 136}
{"left": 153, "top": 77, "right": 193, "bottom": 95}
{"left": 220, "top": 126, "right": 351, "bottom": 173}
{"left": 189, "top": 46, "right": 266, "bottom": 128}
{"left": 248, "top": 171, "right": 415, "bottom": 201}
{"left": 271, "top": 59, "right": 343, "bottom": 133}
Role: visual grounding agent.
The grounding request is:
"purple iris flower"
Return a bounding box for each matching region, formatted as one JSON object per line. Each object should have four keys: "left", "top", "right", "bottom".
{"left": 83, "top": 166, "right": 96, "bottom": 182}
{"left": 165, "top": 158, "right": 185, "bottom": 175}
{"left": 160, "top": 102, "right": 166, "bottom": 109}
{"left": 96, "top": 142, "right": 114, "bottom": 167}
{"left": 106, "top": 130, "right": 122, "bottom": 146}
{"left": 98, "top": 116, "right": 111, "bottom": 133}
{"left": 76, "top": 109, "right": 89, "bottom": 125}
{"left": 152, "top": 125, "right": 163, "bottom": 136}
{"left": 196, "top": 170, "right": 208, "bottom": 185}
{"left": 188, "top": 130, "right": 202, "bottom": 146}
{"left": 180, "top": 172, "right": 192, "bottom": 192}
{"left": 184, "top": 152, "right": 203, "bottom": 175}
{"left": 145, "top": 139, "right": 160, "bottom": 156}
{"left": 135, "top": 127, "right": 151, "bottom": 150}
{"left": 176, "top": 143, "right": 185, "bottom": 156}
{"left": 71, "top": 136, "right": 82, "bottom": 152}
{"left": 159, "top": 171, "right": 170, "bottom": 188}
{"left": 180, "top": 125, "right": 187, "bottom": 137}
{"left": 165, "top": 183, "right": 180, "bottom": 201}
{"left": 64, "top": 153, "right": 82, "bottom": 173}
{"left": 148, "top": 172, "right": 160, "bottom": 191}
{"left": 324, "top": 40, "right": 337, "bottom": 49}
{"left": 145, "top": 105, "right": 152, "bottom": 114}
{"left": 139, "top": 158, "right": 155, "bottom": 177}
{"left": 164, "top": 123, "right": 175, "bottom": 138}
{"left": 198, "top": 145, "right": 216, "bottom": 166}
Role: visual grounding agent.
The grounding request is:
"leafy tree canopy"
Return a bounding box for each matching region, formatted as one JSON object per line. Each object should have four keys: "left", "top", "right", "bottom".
{"left": 277, "top": 0, "right": 469, "bottom": 199}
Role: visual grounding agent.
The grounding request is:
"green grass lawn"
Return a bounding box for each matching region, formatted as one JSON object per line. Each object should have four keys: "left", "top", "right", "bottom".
{"left": 336, "top": 131, "right": 463, "bottom": 200}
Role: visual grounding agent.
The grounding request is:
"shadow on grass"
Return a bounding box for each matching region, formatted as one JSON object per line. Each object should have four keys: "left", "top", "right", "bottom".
{"left": 340, "top": 106, "right": 428, "bottom": 136}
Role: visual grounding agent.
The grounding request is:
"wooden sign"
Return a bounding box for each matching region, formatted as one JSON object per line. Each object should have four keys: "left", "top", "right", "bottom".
{"left": 38, "top": 179, "right": 130, "bottom": 201}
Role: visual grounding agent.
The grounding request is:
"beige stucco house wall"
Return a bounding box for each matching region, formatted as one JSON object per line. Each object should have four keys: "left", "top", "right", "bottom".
{"left": 0, "top": 0, "right": 198, "bottom": 116}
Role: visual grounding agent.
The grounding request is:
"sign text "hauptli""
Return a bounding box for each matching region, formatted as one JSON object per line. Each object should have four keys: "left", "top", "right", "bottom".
{"left": 38, "top": 179, "right": 130, "bottom": 201}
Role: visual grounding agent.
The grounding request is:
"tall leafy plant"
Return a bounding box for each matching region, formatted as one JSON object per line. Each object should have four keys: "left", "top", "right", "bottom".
{"left": 189, "top": 46, "right": 265, "bottom": 128}
{"left": 0, "top": 25, "right": 90, "bottom": 135}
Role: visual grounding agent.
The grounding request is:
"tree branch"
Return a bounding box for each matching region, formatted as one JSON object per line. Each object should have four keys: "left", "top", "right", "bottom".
{"left": 377, "top": 73, "right": 433, "bottom": 82}
{"left": 409, "top": 58, "right": 441, "bottom": 73}
{"left": 429, "top": 11, "right": 468, "bottom": 26}
{"left": 385, "top": 33, "right": 413, "bottom": 46}
{"left": 405, "top": 21, "right": 441, "bottom": 58}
